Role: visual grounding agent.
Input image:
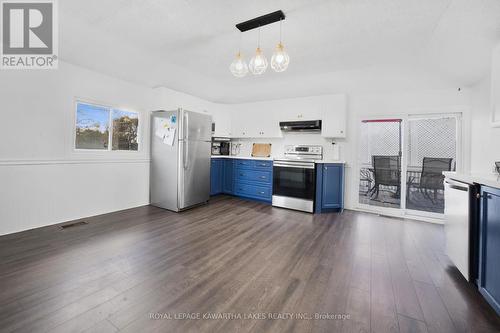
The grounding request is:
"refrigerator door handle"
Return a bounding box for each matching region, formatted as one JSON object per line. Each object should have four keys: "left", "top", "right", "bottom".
{"left": 182, "top": 110, "right": 189, "bottom": 170}
{"left": 185, "top": 112, "right": 189, "bottom": 141}
{"left": 183, "top": 141, "right": 189, "bottom": 170}
{"left": 182, "top": 111, "right": 189, "bottom": 140}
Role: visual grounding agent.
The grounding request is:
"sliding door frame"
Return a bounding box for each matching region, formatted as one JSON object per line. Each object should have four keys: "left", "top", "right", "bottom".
{"left": 404, "top": 112, "right": 463, "bottom": 221}
{"left": 355, "top": 110, "right": 465, "bottom": 223}
{"left": 355, "top": 115, "right": 407, "bottom": 218}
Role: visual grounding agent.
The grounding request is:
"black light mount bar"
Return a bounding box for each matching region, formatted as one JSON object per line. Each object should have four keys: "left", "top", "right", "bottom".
{"left": 235, "top": 10, "right": 285, "bottom": 32}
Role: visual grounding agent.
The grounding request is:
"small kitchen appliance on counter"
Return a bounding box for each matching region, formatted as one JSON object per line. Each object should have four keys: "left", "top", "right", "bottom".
{"left": 272, "top": 145, "right": 323, "bottom": 213}
{"left": 211, "top": 137, "right": 231, "bottom": 155}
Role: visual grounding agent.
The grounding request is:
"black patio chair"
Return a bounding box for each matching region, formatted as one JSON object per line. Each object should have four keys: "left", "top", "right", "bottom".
{"left": 369, "top": 155, "right": 401, "bottom": 199}
{"left": 359, "top": 168, "right": 374, "bottom": 195}
{"left": 408, "top": 157, "right": 453, "bottom": 204}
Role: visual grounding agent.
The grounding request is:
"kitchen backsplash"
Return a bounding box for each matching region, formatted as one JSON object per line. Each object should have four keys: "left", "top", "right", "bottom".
{"left": 230, "top": 133, "right": 344, "bottom": 161}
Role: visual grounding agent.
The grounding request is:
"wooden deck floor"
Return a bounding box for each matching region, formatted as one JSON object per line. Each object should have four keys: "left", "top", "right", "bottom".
{"left": 0, "top": 195, "right": 499, "bottom": 333}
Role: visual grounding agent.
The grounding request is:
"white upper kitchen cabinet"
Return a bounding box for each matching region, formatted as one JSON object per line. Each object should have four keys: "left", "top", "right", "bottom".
{"left": 320, "top": 94, "right": 347, "bottom": 138}
{"left": 210, "top": 106, "right": 232, "bottom": 137}
{"left": 230, "top": 105, "right": 282, "bottom": 138}
{"left": 230, "top": 108, "right": 257, "bottom": 138}
{"left": 218, "top": 94, "right": 346, "bottom": 139}
{"left": 271, "top": 94, "right": 347, "bottom": 138}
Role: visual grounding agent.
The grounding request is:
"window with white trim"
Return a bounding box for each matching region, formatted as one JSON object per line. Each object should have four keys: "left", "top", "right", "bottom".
{"left": 75, "top": 101, "right": 139, "bottom": 151}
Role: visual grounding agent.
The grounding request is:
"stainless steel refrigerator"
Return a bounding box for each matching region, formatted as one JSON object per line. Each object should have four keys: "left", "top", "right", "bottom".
{"left": 150, "top": 109, "right": 212, "bottom": 212}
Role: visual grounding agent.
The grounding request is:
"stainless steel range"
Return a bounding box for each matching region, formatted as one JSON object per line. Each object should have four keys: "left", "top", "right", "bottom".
{"left": 272, "top": 145, "right": 323, "bottom": 213}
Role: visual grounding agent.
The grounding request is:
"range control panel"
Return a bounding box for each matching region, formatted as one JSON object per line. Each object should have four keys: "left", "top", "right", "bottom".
{"left": 284, "top": 145, "right": 323, "bottom": 160}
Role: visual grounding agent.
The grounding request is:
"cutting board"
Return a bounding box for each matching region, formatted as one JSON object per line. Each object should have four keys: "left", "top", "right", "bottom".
{"left": 251, "top": 143, "right": 272, "bottom": 157}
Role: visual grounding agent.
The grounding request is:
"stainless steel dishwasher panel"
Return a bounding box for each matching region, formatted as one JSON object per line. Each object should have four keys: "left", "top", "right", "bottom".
{"left": 444, "top": 178, "right": 471, "bottom": 281}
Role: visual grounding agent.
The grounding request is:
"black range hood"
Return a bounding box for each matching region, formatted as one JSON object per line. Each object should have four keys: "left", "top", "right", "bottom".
{"left": 279, "top": 120, "right": 322, "bottom": 132}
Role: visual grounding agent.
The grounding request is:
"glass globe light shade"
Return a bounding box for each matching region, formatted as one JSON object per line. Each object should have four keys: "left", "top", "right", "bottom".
{"left": 249, "top": 47, "right": 268, "bottom": 75}
{"left": 229, "top": 52, "right": 248, "bottom": 77}
{"left": 271, "top": 43, "right": 290, "bottom": 72}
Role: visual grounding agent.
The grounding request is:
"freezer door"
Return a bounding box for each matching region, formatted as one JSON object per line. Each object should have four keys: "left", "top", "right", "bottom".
{"left": 178, "top": 140, "right": 211, "bottom": 209}
{"left": 180, "top": 110, "right": 212, "bottom": 141}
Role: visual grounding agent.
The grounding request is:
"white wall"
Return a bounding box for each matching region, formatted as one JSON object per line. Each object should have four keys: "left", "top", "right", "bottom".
{"left": 469, "top": 44, "right": 500, "bottom": 174}
{"left": 469, "top": 76, "right": 500, "bottom": 174}
{"left": 0, "top": 62, "right": 215, "bottom": 235}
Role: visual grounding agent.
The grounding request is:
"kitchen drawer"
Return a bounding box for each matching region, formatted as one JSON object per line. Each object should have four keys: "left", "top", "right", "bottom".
{"left": 235, "top": 169, "right": 272, "bottom": 184}
{"left": 253, "top": 160, "right": 273, "bottom": 170}
{"left": 234, "top": 182, "right": 271, "bottom": 201}
{"left": 234, "top": 159, "right": 273, "bottom": 170}
{"left": 234, "top": 159, "right": 254, "bottom": 169}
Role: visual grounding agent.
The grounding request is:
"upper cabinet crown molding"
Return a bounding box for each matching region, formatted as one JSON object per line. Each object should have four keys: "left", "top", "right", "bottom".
{"left": 491, "top": 44, "right": 500, "bottom": 128}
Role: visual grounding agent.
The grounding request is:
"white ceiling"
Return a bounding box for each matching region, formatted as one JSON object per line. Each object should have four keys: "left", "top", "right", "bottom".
{"left": 59, "top": 0, "right": 500, "bottom": 103}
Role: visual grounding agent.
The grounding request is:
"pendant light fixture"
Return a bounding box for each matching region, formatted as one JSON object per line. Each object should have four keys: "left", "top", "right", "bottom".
{"left": 271, "top": 18, "right": 290, "bottom": 72}
{"left": 229, "top": 33, "right": 248, "bottom": 77}
{"left": 231, "top": 10, "right": 286, "bottom": 78}
{"left": 249, "top": 26, "right": 268, "bottom": 75}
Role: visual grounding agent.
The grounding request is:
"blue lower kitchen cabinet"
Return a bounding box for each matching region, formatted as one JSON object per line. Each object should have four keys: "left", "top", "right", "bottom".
{"left": 233, "top": 159, "right": 273, "bottom": 203}
{"left": 222, "top": 159, "right": 234, "bottom": 194}
{"left": 315, "top": 163, "right": 344, "bottom": 213}
{"left": 478, "top": 185, "right": 500, "bottom": 315}
{"left": 210, "top": 159, "right": 223, "bottom": 196}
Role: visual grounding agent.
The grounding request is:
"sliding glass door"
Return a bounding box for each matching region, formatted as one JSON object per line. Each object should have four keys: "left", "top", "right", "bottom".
{"left": 357, "top": 114, "right": 460, "bottom": 219}
{"left": 358, "top": 119, "right": 403, "bottom": 211}
{"left": 405, "top": 115, "right": 459, "bottom": 217}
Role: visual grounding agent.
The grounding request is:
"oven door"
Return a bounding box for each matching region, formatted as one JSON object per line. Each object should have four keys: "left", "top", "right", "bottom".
{"left": 272, "top": 161, "right": 316, "bottom": 212}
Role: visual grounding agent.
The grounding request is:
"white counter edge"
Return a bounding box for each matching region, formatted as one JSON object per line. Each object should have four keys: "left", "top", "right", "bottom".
{"left": 443, "top": 171, "right": 500, "bottom": 189}
{"left": 211, "top": 155, "right": 346, "bottom": 164}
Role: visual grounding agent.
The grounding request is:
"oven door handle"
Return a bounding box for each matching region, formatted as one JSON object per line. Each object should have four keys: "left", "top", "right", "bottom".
{"left": 274, "top": 162, "right": 315, "bottom": 169}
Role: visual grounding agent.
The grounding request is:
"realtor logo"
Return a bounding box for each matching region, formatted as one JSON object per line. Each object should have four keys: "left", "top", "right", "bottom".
{"left": 1, "top": 0, "right": 58, "bottom": 69}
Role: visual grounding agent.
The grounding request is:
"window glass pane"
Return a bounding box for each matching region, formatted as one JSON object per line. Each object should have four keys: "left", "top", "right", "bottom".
{"left": 112, "top": 110, "right": 139, "bottom": 151}
{"left": 406, "top": 117, "right": 457, "bottom": 214}
{"left": 75, "top": 102, "right": 110, "bottom": 150}
{"left": 358, "top": 120, "right": 402, "bottom": 209}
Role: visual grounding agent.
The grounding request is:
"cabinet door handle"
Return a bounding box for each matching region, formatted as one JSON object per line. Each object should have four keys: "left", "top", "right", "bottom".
{"left": 258, "top": 191, "right": 265, "bottom": 194}
{"left": 259, "top": 176, "right": 266, "bottom": 179}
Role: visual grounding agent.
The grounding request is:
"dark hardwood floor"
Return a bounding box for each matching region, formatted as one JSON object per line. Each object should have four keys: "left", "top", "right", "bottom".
{"left": 0, "top": 195, "right": 499, "bottom": 333}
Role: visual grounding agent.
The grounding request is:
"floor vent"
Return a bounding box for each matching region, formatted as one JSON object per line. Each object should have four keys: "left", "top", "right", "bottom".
{"left": 60, "top": 221, "right": 88, "bottom": 229}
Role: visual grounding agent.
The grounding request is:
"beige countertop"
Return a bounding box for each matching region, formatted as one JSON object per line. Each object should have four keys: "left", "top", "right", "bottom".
{"left": 443, "top": 171, "right": 500, "bottom": 189}
{"left": 211, "top": 155, "right": 345, "bottom": 164}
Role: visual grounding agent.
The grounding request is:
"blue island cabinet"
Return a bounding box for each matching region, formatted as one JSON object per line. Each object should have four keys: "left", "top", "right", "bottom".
{"left": 478, "top": 185, "right": 500, "bottom": 315}
{"left": 210, "top": 159, "right": 223, "bottom": 196}
{"left": 315, "top": 163, "right": 344, "bottom": 213}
